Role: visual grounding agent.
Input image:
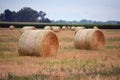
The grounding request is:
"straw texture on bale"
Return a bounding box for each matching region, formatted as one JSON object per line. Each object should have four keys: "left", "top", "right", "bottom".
{"left": 71, "top": 26, "right": 76, "bottom": 31}
{"left": 76, "top": 26, "right": 85, "bottom": 29}
{"left": 75, "top": 26, "right": 85, "bottom": 34}
{"left": 52, "top": 26, "right": 61, "bottom": 32}
{"left": 74, "top": 29, "right": 105, "bottom": 50}
{"left": 9, "top": 25, "right": 15, "bottom": 30}
{"left": 67, "top": 26, "right": 71, "bottom": 29}
{"left": 18, "top": 30, "right": 59, "bottom": 57}
{"left": 44, "top": 26, "right": 52, "bottom": 30}
{"left": 20, "top": 26, "right": 36, "bottom": 34}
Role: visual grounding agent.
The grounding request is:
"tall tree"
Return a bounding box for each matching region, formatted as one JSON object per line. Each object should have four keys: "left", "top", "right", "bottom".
{"left": 0, "top": 10, "right": 16, "bottom": 21}
{"left": 38, "top": 11, "right": 46, "bottom": 20}
{"left": 38, "top": 11, "right": 51, "bottom": 23}
{"left": 0, "top": 13, "right": 5, "bottom": 21}
{"left": 0, "top": 7, "right": 51, "bottom": 22}
{"left": 16, "top": 7, "right": 39, "bottom": 22}
{"left": 4, "top": 9, "right": 13, "bottom": 21}
{"left": 11, "top": 11, "right": 16, "bottom": 22}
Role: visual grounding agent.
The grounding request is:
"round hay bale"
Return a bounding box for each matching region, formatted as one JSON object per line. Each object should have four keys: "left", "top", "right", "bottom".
{"left": 75, "top": 26, "right": 85, "bottom": 34}
{"left": 20, "top": 26, "right": 36, "bottom": 34}
{"left": 67, "top": 26, "right": 71, "bottom": 29}
{"left": 74, "top": 29, "right": 105, "bottom": 50}
{"left": 18, "top": 30, "right": 59, "bottom": 57}
{"left": 52, "top": 26, "right": 61, "bottom": 32}
{"left": 62, "top": 26, "right": 67, "bottom": 30}
{"left": 9, "top": 25, "right": 15, "bottom": 30}
{"left": 44, "top": 26, "right": 52, "bottom": 30}
{"left": 71, "top": 26, "right": 76, "bottom": 31}
{"left": 93, "top": 26, "right": 99, "bottom": 29}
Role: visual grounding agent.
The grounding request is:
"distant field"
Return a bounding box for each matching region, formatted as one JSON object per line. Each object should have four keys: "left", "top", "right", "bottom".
{"left": 0, "top": 22, "right": 120, "bottom": 29}
{"left": 0, "top": 28, "right": 120, "bottom": 80}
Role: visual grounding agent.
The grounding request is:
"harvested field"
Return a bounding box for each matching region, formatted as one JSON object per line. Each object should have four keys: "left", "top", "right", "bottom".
{"left": 0, "top": 28, "right": 120, "bottom": 80}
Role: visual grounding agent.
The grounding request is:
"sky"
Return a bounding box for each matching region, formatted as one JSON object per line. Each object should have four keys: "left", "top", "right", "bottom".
{"left": 0, "top": 0, "right": 120, "bottom": 21}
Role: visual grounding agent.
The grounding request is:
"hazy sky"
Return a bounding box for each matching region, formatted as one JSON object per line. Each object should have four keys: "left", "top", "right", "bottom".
{"left": 0, "top": 0, "right": 120, "bottom": 21}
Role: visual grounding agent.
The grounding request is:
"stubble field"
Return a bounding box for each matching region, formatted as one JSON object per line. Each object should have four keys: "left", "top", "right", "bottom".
{"left": 0, "top": 28, "right": 120, "bottom": 80}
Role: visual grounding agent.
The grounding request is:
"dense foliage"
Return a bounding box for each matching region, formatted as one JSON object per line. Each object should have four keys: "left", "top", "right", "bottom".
{"left": 0, "top": 22, "right": 120, "bottom": 29}
{"left": 0, "top": 7, "right": 51, "bottom": 23}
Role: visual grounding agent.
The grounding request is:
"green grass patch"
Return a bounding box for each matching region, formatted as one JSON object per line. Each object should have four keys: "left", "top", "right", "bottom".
{"left": 0, "top": 34, "right": 10, "bottom": 37}
{"left": 97, "top": 64, "right": 120, "bottom": 76}
{"left": 39, "top": 58, "right": 97, "bottom": 67}
{"left": 0, "top": 47, "right": 14, "bottom": 52}
{"left": 106, "top": 46, "right": 120, "bottom": 49}
{"left": 9, "top": 38, "right": 19, "bottom": 42}
{"left": 0, "top": 37, "right": 19, "bottom": 42}
{"left": 3, "top": 64, "right": 120, "bottom": 80}
{"left": 107, "top": 37, "right": 120, "bottom": 42}
{"left": 0, "top": 53, "right": 15, "bottom": 59}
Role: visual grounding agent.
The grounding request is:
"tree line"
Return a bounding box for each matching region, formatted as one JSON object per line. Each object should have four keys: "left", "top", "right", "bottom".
{"left": 0, "top": 7, "right": 51, "bottom": 23}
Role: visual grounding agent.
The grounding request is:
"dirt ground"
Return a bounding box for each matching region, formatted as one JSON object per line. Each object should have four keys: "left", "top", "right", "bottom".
{"left": 0, "top": 28, "right": 120, "bottom": 80}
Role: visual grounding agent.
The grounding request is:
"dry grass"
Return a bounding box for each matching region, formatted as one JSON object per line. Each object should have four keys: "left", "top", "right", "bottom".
{"left": 0, "top": 28, "right": 120, "bottom": 79}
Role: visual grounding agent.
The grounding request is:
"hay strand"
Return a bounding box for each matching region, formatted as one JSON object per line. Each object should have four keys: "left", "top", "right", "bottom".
{"left": 20, "top": 26, "right": 36, "bottom": 34}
